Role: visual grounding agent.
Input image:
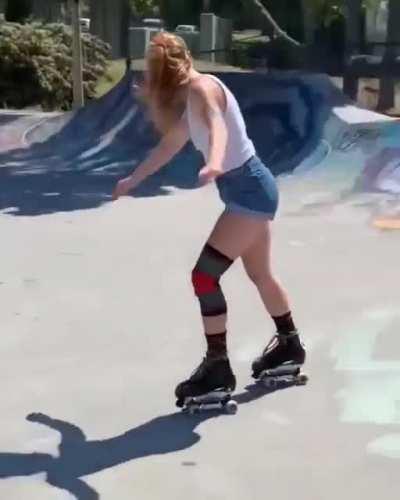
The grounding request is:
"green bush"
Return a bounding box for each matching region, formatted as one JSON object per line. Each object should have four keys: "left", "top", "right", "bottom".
{"left": 232, "top": 37, "right": 306, "bottom": 71}
{"left": 0, "top": 22, "right": 111, "bottom": 110}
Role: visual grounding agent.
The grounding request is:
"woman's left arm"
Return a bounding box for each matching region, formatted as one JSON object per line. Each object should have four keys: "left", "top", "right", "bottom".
{"left": 190, "top": 80, "right": 228, "bottom": 182}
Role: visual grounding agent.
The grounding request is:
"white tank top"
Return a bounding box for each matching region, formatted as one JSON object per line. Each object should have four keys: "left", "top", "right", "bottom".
{"left": 186, "top": 74, "right": 255, "bottom": 172}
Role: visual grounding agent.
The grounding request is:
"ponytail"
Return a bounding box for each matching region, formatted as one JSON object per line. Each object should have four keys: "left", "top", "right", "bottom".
{"left": 140, "top": 33, "right": 192, "bottom": 134}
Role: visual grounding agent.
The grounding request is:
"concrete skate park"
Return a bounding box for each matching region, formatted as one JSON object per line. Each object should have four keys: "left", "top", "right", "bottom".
{"left": 0, "top": 70, "right": 399, "bottom": 499}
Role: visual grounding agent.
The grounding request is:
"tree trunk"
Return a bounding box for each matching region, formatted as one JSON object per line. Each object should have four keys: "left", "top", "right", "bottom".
{"left": 5, "top": 0, "right": 32, "bottom": 23}
{"left": 202, "top": 0, "right": 211, "bottom": 12}
{"left": 377, "top": 0, "right": 400, "bottom": 111}
{"left": 31, "top": 0, "right": 62, "bottom": 22}
{"left": 243, "top": 0, "right": 301, "bottom": 46}
{"left": 90, "top": 0, "right": 130, "bottom": 59}
{"left": 344, "top": 0, "right": 363, "bottom": 54}
{"left": 343, "top": 0, "right": 363, "bottom": 99}
{"left": 300, "top": 0, "right": 315, "bottom": 45}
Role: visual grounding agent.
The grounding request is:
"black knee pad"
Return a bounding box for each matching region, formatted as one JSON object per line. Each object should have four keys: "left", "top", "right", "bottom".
{"left": 191, "top": 244, "right": 233, "bottom": 317}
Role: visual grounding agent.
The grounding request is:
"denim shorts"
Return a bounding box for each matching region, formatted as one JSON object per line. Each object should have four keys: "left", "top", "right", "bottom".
{"left": 216, "top": 155, "right": 279, "bottom": 220}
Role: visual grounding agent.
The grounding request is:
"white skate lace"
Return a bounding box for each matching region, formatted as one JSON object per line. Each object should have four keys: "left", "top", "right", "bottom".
{"left": 263, "top": 331, "right": 299, "bottom": 355}
{"left": 263, "top": 335, "right": 280, "bottom": 355}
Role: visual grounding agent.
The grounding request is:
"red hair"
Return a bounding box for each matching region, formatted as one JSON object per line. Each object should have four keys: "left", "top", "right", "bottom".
{"left": 141, "top": 32, "right": 193, "bottom": 133}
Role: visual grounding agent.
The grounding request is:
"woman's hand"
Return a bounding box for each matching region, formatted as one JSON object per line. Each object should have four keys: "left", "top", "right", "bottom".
{"left": 112, "top": 116, "right": 190, "bottom": 201}
{"left": 112, "top": 176, "right": 135, "bottom": 201}
{"left": 198, "top": 164, "right": 223, "bottom": 185}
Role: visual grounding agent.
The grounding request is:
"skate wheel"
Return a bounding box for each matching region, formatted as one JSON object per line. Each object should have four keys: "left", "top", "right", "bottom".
{"left": 176, "top": 398, "right": 185, "bottom": 409}
{"left": 225, "top": 400, "right": 238, "bottom": 415}
{"left": 263, "top": 377, "right": 277, "bottom": 389}
{"left": 188, "top": 405, "right": 200, "bottom": 415}
{"left": 296, "top": 374, "right": 309, "bottom": 385}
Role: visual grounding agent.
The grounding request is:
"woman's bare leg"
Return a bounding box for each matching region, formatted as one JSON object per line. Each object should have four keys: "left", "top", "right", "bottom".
{"left": 176, "top": 212, "right": 304, "bottom": 401}
{"left": 175, "top": 210, "right": 269, "bottom": 401}
{"left": 241, "top": 221, "right": 291, "bottom": 317}
{"left": 240, "top": 222, "right": 306, "bottom": 375}
{"left": 196, "top": 210, "right": 268, "bottom": 336}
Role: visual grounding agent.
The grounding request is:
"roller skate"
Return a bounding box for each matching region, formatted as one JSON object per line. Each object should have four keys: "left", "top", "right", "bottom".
{"left": 175, "top": 356, "right": 237, "bottom": 415}
{"left": 252, "top": 332, "right": 308, "bottom": 389}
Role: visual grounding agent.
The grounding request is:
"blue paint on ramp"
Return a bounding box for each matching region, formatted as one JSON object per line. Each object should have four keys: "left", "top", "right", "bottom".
{"left": 0, "top": 70, "right": 399, "bottom": 216}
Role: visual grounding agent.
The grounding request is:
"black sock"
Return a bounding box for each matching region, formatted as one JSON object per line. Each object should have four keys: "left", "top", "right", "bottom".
{"left": 206, "top": 331, "right": 227, "bottom": 358}
{"left": 272, "top": 312, "right": 296, "bottom": 336}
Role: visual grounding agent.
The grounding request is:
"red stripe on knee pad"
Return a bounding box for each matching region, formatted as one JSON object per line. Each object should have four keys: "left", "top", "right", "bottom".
{"left": 191, "top": 270, "right": 218, "bottom": 296}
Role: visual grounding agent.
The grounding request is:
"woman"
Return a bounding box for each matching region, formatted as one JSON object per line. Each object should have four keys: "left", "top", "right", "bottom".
{"left": 113, "top": 33, "right": 306, "bottom": 405}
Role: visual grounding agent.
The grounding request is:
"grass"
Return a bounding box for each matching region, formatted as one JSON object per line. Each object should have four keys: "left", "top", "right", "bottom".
{"left": 94, "top": 59, "right": 127, "bottom": 98}
{"left": 232, "top": 35, "right": 269, "bottom": 45}
{"left": 94, "top": 57, "right": 250, "bottom": 98}
{"left": 93, "top": 29, "right": 266, "bottom": 98}
{"left": 94, "top": 58, "right": 400, "bottom": 116}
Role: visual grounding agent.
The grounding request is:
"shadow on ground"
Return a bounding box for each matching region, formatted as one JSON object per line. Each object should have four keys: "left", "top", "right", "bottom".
{"left": 0, "top": 143, "right": 202, "bottom": 216}
{"left": 0, "top": 382, "right": 298, "bottom": 499}
{"left": 0, "top": 71, "right": 338, "bottom": 216}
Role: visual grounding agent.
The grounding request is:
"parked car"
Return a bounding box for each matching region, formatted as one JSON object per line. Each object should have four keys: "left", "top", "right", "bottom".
{"left": 142, "top": 18, "right": 164, "bottom": 30}
{"left": 80, "top": 18, "right": 90, "bottom": 32}
{"left": 175, "top": 25, "right": 197, "bottom": 34}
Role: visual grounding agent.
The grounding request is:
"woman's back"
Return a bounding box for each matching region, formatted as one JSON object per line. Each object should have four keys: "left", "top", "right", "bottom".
{"left": 186, "top": 74, "right": 255, "bottom": 172}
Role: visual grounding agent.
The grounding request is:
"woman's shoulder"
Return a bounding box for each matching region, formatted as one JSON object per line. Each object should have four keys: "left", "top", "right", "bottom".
{"left": 188, "top": 74, "right": 225, "bottom": 99}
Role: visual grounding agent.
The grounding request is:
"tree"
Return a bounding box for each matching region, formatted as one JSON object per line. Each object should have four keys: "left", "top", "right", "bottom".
{"left": 159, "top": 0, "right": 202, "bottom": 28}
{"left": 0, "top": 22, "right": 110, "bottom": 110}
{"left": 307, "top": 0, "right": 379, "bottom": 25}
{"left": 90, "top": 0, "right": 131, "bottom": 58}
{"left": 158, "top": 0, "right": 302, "bottom": 41}
{"left": 338, "top": 0, "right": 396, "bottom": 109}
{"left": 302, "top": 0, "right": 380, "bottom": 45}
{"left": 377, "top": 0, "right": 400, "bottom": 110}
{"left": 129, "top": 0, "right": 159, "bottom": 18}
{"left": 202, "top": 0, "right": 211, "bottom": 11}
{"left": 31, "top": 0, "right": 63, "bottom": 23}
{"left": 243, "top": 0, "right": 302, "bottom": 46}
{"left": 5, "top": 0, "right": 32, "bottom": 23}
{"left": 343, "top": 0, "right": 363, "bottom": 55}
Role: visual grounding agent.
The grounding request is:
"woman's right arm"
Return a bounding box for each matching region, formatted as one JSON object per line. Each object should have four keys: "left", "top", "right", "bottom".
{"left": 113, "top": 115, "right": 190, "bottom": 199}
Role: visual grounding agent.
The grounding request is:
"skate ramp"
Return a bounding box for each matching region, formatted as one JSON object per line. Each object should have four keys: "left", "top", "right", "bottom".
{"left": 0, "top": 70, "right": 400, "bottom": 216}
{"left": 0, "top": 111, "right": 61, "bottom": 153}
{"left": 1, "top": 72, "right": 400, "bottom": 500}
